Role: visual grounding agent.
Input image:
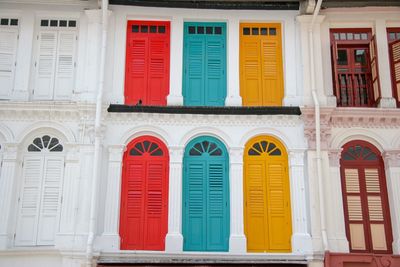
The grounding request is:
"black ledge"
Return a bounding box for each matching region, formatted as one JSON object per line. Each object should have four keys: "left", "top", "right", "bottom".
{"left": 109, "top": 0, "right": 300, "bottom": 10}
{"left": 108, "top": 104, "right": 301, "bottom": 116}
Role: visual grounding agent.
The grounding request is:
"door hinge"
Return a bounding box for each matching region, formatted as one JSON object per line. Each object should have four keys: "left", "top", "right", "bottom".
{"left": 61, "top": 196, "right": 63, "bottom": 203}
{"left": 32, "top": 89, "right": 35, "bottom": 95}
{"left": 18, "top": 197, "right": 20, "bottom": 202}
{"left": 37, "top": 35, "right": 39, "bottom": 40}
{"left": 21, "top": 161, "right": 24, "bottom": 168}
{"left": 13, "top": 233, "right": 16, "bottom": 240}
{"left": 34, "top": 61, "right": 37, "bottom": 67}
{"left": 74, "top": 62, "right": 76, "bottom": 68}
{"left": 17, "top": 34, "right": 19, "bottom": 40}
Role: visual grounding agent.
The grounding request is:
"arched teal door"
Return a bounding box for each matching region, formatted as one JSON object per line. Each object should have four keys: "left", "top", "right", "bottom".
{"left": 183, "top": 136, "right": 230, "bottom": 251}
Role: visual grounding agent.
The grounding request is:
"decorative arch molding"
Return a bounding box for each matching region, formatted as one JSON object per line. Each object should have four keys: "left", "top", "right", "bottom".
{"left": 16, "top": 121, "right": 76, "bottom": 148}
{"left": 119, "top": 125, "right": 172, "bottom": 147}
{"left": 330, "top": 128, "right": 388, "bottom": 152}
{"left": 179, "top": 127, "right": 232, "bottom": 149}
{"left": 0, "top": 123, "right": 14, "bottom": 143}
{"left": 239, "top": 127, "right": 297, "bottom": 150}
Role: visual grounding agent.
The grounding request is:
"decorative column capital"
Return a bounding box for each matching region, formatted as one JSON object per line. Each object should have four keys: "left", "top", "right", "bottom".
{"left": 383, "top": 150, "right": 400, "bottom": 167}
{"left": 64, "top": 144, "right": 80, "bottom": 162}
{"left": 229, "top": 147, "right": 244, "bottom": 165}
{"left": 108, "top": 145, "right": 126, "bottom": 162}
{"left": 2, "top": 143, "right": 19, "bottom": 161}
{"left": 169, "top": 146, "right": 184, "bottom": 163}
{"left": 289, "top": 149, "right": 305, "bottom": 167}
{"left": 328, "top": 149, "right": 342, "bottom": 167}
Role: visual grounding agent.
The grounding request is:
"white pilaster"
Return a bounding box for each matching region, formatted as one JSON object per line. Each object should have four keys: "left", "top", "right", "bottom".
{"left": 375, "top": 19, "right": 397, "bottom": 108}
{"left": 288, "top": 149, "right": 312, "bottom": 254}
{"left": 165, "top": 146, "right": 184, "bottom": 252}
{"left": 56, "top": 145, "right": 81, "bottom": 249}
{"left": 225, "top": 18, "right": 242, "bottom": 106}
{"left": 0, "top": 144, "right": 19, "bottom": 249}
{"left": 97, "top": 145, "right": 125, "bottom": 251}
{"left": 383, "top": 150, "right": 400, "bottom": 254}
{"left": 167, "top": 18, "right": 184, "bottom": 106}
{"left": 326, "top": 149, "right": 349, "bottom": 253}
{"left": 229, "top": 147, "right": 246, "bottom": 253}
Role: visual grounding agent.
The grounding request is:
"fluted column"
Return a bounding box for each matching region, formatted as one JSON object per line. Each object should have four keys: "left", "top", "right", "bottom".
{"left": 288, "top": 149, "right": 312, "bottom": 254}
{"left": 165, "top": 146, "right": 184, "bottom": 252}
{"left": 229, "top": 147, "right": 246, "bottom": 253}
{"left": 383, "top": 150, "right": 400, "bottom": 254}
{"left": 99, "top": 145, "right": 125, "bottom": 251}
{"left": 56, "top": 144, "right": 81, "bottom": 249}
{"left": 327, "top": 149, "right": 348, "bottom": 252}
{"left": 0, "top": 143, "right": 19, "bottom": 249}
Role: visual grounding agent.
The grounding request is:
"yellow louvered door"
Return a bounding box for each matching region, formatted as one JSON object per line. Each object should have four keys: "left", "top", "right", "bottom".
{"left": 240, "top": 24, "right": 284, "bottom": 106}
{"left": 244, "top": 137, "right": 292, "bottom": 252}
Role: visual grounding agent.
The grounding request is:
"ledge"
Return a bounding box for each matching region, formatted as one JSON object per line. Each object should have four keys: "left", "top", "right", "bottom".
{"left": 108, "top": 104, "right": 301, "bottom": 116}
{"left": 98, "top": 251, "right": 308, "bottom": 265}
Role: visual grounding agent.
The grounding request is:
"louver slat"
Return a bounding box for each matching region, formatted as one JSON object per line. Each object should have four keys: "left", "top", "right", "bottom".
{"left": 185, "top": 38, "right": 205, "bottom": 106}
{"left": 37, "top": 157, "right": 64, "bottom": 245}
{"left": 241, "top": 40, "right": 261, "bottom": 106}
{"left": 126, "top": 38, "right": 147, "bottom": 105}
{"left": 148, "top": 38, "right": 169, "bottom": 105}
{"left": 261, "top": 39, "right": 282, "bottom": 106}
{"left": 345, "top": 168, "right": 360, "bottom": 193}
{"left": 54, "top": 32, "right": 75, "bottom": 100}
{"left": 205, "top": 37, "right": 225, "bottom": 106}
{"left": 369, "top": 35, "right": 381, "bottom": 105}
{"left": 15, "top": 157, "right": 44, "bottom": 246}
{"left": 0, "top": 28, "right": 18, "bottom": 98}
{"left": 365, "top": 168, "right": 380, "bottom": 193}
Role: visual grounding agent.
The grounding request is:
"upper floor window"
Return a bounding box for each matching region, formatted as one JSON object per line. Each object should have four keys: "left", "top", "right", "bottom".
{"left": 124, "top": 21, "right": 170, "bottom": 106}
{"left": 330, "top": 29, "right": 381, "bottom": 107}
{"left": 32, "top": 19, "right": 78, "bottom": 100}
{"left": 0, "top": 17, "right": 19, "bottom": 99}
{"left": 387, "top": 28, "right": 400, "bottom": 108}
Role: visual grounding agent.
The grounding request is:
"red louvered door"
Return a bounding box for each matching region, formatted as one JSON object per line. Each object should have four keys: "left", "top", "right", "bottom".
{"left": 389, "top": 39, "right": 400, "bottom": 107}
{"left": 120, "top": 136, "right": 169, "bottom": 250}
{"left": 125, "top": 21, "right": 170, "bottom": 106}
{"left": 340, "top": 141, "right": 393, "bottom": 254}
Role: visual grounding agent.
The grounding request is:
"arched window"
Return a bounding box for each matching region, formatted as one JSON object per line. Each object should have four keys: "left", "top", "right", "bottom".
{"left": 243, "top": 136, "right": 292, "bottom": 252}
{"left": 340, "top": 140, "right": 393, "bottom": 253}
{"left": 15, "top": 135, "right": 64, "bottom": 246}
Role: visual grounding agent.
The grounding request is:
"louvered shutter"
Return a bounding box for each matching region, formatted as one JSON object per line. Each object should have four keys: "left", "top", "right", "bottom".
{"left": 144, "top": 161, "right": 167, "bottom": 250}
{"left": 37, "top": 156, "right": 64, "bottom": 245}
{"left": 54, "top": 31, "right": 75, "bottom": 100}
{"left": 245, "top": 161, "right": 266, "bottom": 252}
{"left": 266, "top": 161, "right": 291, "bottom": 251}
{"left": 331, "top": 41, "right": 340, "bottom": 103}
{"left": 15, "top": 157, "right": 44, "bottom": 246}
{"left": 184, "top": 37, "right": 205, "bottom": 106}
{"left": 0, "top": 28, "right": 18, "bottom": 98}
{"left": 389, "top": 39, "right": 400, "bottom": 105}
{"left": 121, "top": 160, "right": 145, "bottom": 249}
{"left": 205, "top": 36, "right": 226, "bottom": 106}
{"left": 34, "top": 31, "right": 57, "bottom": 100}
{"left": 369, "top": 35, "right": 381, "bottom": 105}
{"left": 125, "top": 37, "right": 147, "bottom": 105}
{"left": 184, "top": 161, "right": 206, "bottom": 251}
{"left": 343, "top": 168, "right": 367, "bottom": 251}
{"left": 260, "top": 37, "right": 283, "bottom": 106}
{"left": 148, "top": 36, "right": 169, "bottom": 105}
{"left": 241, "top": 40, "right": 262, "bottom": 106}
{"left": 206, "top": 161, "right": 228, "bottom": 251}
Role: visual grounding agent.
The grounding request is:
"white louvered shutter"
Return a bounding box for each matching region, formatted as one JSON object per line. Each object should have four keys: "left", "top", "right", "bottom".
{"left": 54, "top": 31, "right": 75, "bottom": 100}
{"left": 15, "top": 157, "right": 44, "bottom": 246}
{"left": 34, "top": 31, "right": 57, "bottom": 100}
{"left": 0, "top": 28, "right": 18, "bottom": 98}
{"left": 37, "top": 156, "right": 64, "bottom": 245}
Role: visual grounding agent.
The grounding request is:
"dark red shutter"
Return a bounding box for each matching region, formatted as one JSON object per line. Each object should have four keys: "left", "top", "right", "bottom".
{"left": 124, "top": 21, "right": 170, "bottom": 106}
{"left": 331, "top": 41, "right": 340, "bottom": 104}
{"left": 389, "top": 39, "right": 400, "bottom": 107}
{"left": 369, "top": 35, "right": 381, "bottom": 105}
{"left": 120, "top": 136, "right": 169, "bottom": 250}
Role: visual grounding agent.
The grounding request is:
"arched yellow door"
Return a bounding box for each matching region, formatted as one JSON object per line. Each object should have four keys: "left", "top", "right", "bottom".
{"left": 244, "top": 136, "right": 292, "bottom": 252}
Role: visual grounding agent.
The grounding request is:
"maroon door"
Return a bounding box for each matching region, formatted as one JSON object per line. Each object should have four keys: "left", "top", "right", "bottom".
{"left": 340, "top": 140, "right": 393, "bottom": 254}
{"left": 124, "top": 21, "right": 170, "bottom": 106}
{"left": 120, "top": 136, "right": 169, "bottom": 250}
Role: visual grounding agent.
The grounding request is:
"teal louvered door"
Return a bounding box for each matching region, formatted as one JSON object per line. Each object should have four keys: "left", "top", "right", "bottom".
{"left": 183, "top": 136, "right": 229, "bottom": 251}
{"left": 183, "top": 23, "right": 226, "bottom": 106}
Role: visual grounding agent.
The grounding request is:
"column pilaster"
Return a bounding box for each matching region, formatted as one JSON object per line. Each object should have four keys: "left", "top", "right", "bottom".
{"left": 288, "top": 149, "right": 312, "bottom": 254}
{"left": 229, "top": 147, "right": 246, "bottom": 253}
{"left": 383, "top": 150, "right": 400, "bottom": 254}
{"left": 375, "top": 19, "right": 397, "bottom": 108}
{"left": 165, "top": 146, "right": 184, "bottom": 252}
{"left": 97, "top": 145, "right": 125, "bottom": 251}
{"left": 0, "top": 143, "right": 19, "bottom": 249}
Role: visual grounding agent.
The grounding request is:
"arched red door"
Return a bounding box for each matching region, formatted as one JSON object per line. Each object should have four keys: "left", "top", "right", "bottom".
{"left": 340, "top": 140, "right": 393, "bottom": 254}
{"left": 120, "top": 136, "right": 169, "bottom": 250}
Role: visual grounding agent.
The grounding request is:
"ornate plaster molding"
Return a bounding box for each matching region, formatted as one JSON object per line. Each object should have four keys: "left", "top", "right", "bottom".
{"left": 328, "top": 149, "right": 342, "bottom": 167}
{"left": 289, "top": 149, "right": 306, "bottom": 166}
{"left": 229, "top": 147, "right": 244, "bottom": 164}
{"left": 383, "top": 150, "right": 400, "bottom": 167}
{"left": 169, "top": 146, "right": 184, "bottom": 163}
{"left": 108, "top": 145, "right": 126, "bottom": 162}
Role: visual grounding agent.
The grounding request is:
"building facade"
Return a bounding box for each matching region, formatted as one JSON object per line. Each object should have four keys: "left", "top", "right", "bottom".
{"left": 0, "top": 0, "right": 399, "bottom": 267}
